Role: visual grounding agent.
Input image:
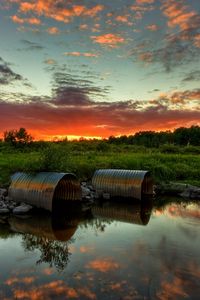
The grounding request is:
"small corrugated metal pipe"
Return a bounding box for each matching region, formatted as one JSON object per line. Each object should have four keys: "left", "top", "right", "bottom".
{"left": 92, "top": 169, "right": 153, "bottom": 200}
{"left": 9, "top": 172, "right": 81, "bottom": 212}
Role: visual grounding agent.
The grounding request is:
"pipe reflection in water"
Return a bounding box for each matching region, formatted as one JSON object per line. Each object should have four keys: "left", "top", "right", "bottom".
{"left": 8, "top": 204, "right": 88, "bottom": 271}
{"left": 9, "top": 212, "right": 78, "bottom": 242}
{"left": 6, "top": 200, "right": 152, "bottom": 271}
{"left": 91, "top": 198, "right": 152, "bottom": 226}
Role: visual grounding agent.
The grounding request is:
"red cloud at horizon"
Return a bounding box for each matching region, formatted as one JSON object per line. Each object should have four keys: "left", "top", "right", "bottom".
{"left": 0, "top": 89, "right": 199, "bottom": 140}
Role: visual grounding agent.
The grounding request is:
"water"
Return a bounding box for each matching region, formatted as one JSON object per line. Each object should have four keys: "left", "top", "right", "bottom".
{"left": 0, "top": 199, "right": 200, "bottom": 300}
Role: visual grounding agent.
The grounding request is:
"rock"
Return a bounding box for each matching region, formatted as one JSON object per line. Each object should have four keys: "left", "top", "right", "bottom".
{"left": 8, "top": 205, "right": 15, "bottom": 211}
{"left": 180, "top": 187, "right": 200, "bottom": 200}
{"left": 13, "top": 204, "right": 33, "bottom": 214}
{"left": 1, "top": 204, "right": 8, "bottom": 209}
{"left": 81, "top": 186, "right": 91, "bottom": 198}
{"left": 190, "top": 189, "right": 200, "bottom": 199}
{"left": 0, "top": 188, "right": 7, "bottom": 197}
{"left": 156, "top": 182, "right": 200, "bottom": 199}
{"left": 102, "top": 192, "right": 110, "bottom": 200}
{"left": 87, "top": 185, "right": 95, "bottom": 191}
{"left": 0, "top": 208, "right": 10, "bottom": 214}
{"left": 4, "top": 196, "right": 12, "bottom": 202}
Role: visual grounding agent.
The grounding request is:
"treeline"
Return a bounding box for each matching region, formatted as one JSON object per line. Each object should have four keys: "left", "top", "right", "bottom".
{"left": 0, "top": 125, "right": 200, "bottom": 148}
{"left": 107, "top": 126, "right": 200, "bottom": 147}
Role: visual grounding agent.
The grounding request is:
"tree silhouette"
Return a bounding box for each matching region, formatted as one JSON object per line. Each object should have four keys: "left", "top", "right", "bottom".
{"left": 4, "top": 127, "right": 33, "bottom": 146}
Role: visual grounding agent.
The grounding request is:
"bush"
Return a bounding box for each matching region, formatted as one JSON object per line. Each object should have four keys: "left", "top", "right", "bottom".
{"left": 159, "top": 144, "right": 182, "bottom": 154}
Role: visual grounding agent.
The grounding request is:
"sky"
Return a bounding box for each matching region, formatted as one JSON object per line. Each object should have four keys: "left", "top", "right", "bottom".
{"left": 0, "top": 0, "right": 200, "bottom": 140}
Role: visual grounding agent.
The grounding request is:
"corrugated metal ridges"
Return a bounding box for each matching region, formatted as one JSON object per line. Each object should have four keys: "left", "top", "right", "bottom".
{"left": 9, "top": 172, "right": 81, "bottom": 212}
{"left": 92, "top": 169, "right": 153, "bottom": 200}
{"left": 9, "top": 214, "right": 78, "bottom": 241}
{"left": 92, "top": 204, "right": 144, "bottom": 225}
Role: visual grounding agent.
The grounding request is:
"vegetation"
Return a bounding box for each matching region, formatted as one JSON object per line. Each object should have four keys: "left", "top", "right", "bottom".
{"left": 3, "top": 127, "right": 33, "bottom": 146}
{"left": 0, "top": 126, "right": 200, "bottom": 187}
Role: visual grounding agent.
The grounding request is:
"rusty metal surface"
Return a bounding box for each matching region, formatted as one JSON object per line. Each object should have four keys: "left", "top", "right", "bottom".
{"left": 92, "top": 169, "right": 153, "bottom": 200}
{"left": 8, "top": 172, "right": 81, "bottom": 211}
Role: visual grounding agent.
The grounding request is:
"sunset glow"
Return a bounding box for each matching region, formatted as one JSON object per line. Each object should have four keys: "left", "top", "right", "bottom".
{"left": 0, "top": 0, "right": 200, "bottom": 139}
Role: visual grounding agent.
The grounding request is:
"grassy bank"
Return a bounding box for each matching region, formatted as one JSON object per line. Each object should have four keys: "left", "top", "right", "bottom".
{"left": 0, "top": 142, "right": 200, "bottom": 187}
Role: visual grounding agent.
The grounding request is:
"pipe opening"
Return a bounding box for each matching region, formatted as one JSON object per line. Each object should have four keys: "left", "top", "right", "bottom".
{"left": 52, "top": 174, "right": 81, "bottom": 212}
{"left": 9, "top": 172, "right": 81, "bottom": 212}
{"left": 141, "top": 172, "right": 153, "bottom": 196}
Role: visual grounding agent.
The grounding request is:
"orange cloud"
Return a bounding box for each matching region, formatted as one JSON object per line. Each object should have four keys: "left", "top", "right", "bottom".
{"left": 47, "top": 27, "right": 60, "bottom": 34}
{"left": 91, "top": 33, "right": 125, "bottom": 48}
{"left": 11, "top": 15, "right": 41, "bottom": 25}
{"left": 6, "top": 279, "right": 97, "bottom": 300}
{"left": 91, "top": 23, "right": 101, "bottom": 32}
{"left": 79, "top": 246, "right": 95, "bottom": 253}
{"left": 79, "top": 24, "right": 88, "bottom": 30}
{"left": 11, "top": 15, "right": 24, "bottom": 24}
{"left": 194, "top": 34, "right": 200, "bottom": 48}
{"left": 130, "top": 0, "right": 154, "bottom": 20}
{"left": 157, "top": 277, "right": 188, "bottom": 299}
{"left": 16, "top": 1, "right": 104, "bottom": 23}
{"left": 110, "top": 283, "right": 122, "bottom": 291}
{"left": 5, "top": 276, "right": 35, "bottom": 286}
{"left": 83, "top": 5, "right": 104, "bottom": 17}
{"left": 166, "top": 204, "right": 200, "bottom": 221}
{"left": 136, "top": 0, "right": 154, "bottom": 3}
{"left": 86, "top": 259, "right": 120, "bottom": 272}
{"left": 42, "top": 268, "right": 54, "bottom": 275}
{"left": 28, "top": 17, "right": 41, "bottom": 25}
{"left": 162, "top": 0, "right": 198, "bottom": 31}
{"left": 146, "top": 24, "right": 159, "bottom": 31}
{"left": 78, "top": 287, "right": 96, "bottom": 300}
{"left": 115, "top": 15, "right": 132, "bottom": 25}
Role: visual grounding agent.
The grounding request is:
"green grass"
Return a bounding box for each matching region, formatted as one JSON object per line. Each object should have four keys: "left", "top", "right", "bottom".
{"left": 0, "top": 143, "right": 200, "bottom": 187}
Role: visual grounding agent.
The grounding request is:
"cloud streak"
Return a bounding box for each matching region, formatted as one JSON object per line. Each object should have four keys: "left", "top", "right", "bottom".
{"left": 0, "top": 57, "right": 32, "bottom": 87}
{"left": 64, "top": 52, "right": 99, "bottom": 58}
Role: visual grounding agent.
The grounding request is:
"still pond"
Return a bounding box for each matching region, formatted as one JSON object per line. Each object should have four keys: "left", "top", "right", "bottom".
{"left": 0, "top": 199, "right": 200, "bottom": 300}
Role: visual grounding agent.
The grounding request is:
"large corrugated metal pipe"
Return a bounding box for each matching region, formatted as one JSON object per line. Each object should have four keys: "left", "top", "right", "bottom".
{"left": 92, "top": 169, "right": 153, "bottom": 200}
{"left": 8, "top": 172, "right": 81, "bottom": 212}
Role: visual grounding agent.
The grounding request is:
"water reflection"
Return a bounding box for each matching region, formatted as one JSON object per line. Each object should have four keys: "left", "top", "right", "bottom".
{"left": 8, "top": 205, "right": 89, "bottom": 271}
{"left": 0, "top": 200, "right": 153, "bottom": 271}
{"left": 92, "top": 198, "right": 152, "bottom": 225}
{"left": 0, "top": 199, "right": 200, "bottom": 299}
